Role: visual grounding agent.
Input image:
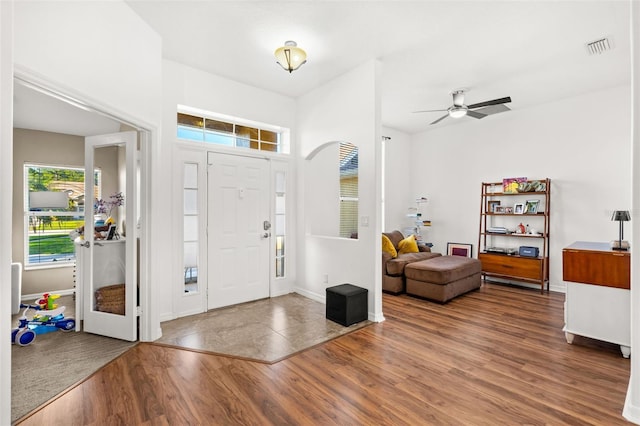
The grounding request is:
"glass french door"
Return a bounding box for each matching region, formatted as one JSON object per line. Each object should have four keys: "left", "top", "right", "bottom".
{"left": 79, "top": 131, "right": 137, "bottom": 341}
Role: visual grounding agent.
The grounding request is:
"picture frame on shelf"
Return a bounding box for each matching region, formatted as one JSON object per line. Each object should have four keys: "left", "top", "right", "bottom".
{"left": 495, "top": 206, "right": 506, "bottom": 214}
{"left": 487, "top": 200, "right": 501, "bottom": 213}
{"left": 514, "top": 203, "right": 525, "bottom": 214}
{"left": 524, "top": 199, "right": 540, "bottom": 214}
{"left": 504, "top": 207, "right": 514, "bottom": 214}
{"left": 106, "top": 224, "right": 117, "bottom": 240}
{"left": 447, "top": 243, "right": 473, "bottom": 258}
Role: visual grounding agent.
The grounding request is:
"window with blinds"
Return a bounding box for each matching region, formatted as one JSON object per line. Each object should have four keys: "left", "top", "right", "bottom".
{"left": 24, "top": 164, "right": 101, "bottom": 267}
{"left": 339, "top": 142, "right": 358, "bottom": 239}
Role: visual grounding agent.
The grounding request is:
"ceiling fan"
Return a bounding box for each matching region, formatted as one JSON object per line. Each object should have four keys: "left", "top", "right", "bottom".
{"left": 414, "top": 89, "right": 512, "bottom": 125}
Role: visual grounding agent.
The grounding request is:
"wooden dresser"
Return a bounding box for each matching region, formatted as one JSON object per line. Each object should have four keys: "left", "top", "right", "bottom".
{"left": 562, "top": 241, "right": 630, "bottom": 357}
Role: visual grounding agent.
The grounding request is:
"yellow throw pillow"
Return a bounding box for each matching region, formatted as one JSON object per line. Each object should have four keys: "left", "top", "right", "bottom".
{"left": 398, "top": 234, "right": 419, "bottom": 254}
{"left": 382, "top": 234, "right": 398, "bottom": 258}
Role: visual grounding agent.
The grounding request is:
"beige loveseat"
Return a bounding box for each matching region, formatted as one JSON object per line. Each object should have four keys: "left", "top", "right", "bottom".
{"left": 382, "top": 230, "right": 441, "bottom": 294}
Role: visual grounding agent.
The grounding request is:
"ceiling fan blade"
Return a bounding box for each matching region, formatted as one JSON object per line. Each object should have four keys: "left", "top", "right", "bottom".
{"left": 430, "top": 114, "right": 449, "bottom": 125}
{"left": 467, "top": 96, "right": 512, "bottom": 110}
{"left": 467, "top": 110, "right": 487, "bottom": 119}
{"left": 474, "top": 104, "right": 511, "bottom": 116}
{"left": 413, "top": 109, "right": 447, "bottom": 113}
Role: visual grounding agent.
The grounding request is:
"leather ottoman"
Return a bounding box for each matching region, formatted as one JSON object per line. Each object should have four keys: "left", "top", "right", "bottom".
{"left": 405, "top": 256, "right": 482, "bottom": 303}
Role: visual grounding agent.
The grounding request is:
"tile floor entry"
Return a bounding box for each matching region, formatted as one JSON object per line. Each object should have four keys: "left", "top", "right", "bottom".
{"left": 154, "top": 293, "right": 371, "bottom": 363}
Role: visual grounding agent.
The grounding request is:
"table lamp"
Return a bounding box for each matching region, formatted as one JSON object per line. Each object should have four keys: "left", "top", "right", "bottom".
{"left": 611, "top": 210, "right": 631, "bottom": 250}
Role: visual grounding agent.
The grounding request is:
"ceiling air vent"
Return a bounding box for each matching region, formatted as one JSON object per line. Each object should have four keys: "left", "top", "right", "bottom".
{"left": 586, "top": 37, "right": 612, "bottom": 55}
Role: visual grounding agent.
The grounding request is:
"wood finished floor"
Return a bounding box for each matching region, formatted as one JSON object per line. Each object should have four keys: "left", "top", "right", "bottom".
{"left": 17, "top": 283, "right": 631, "bottom": 425}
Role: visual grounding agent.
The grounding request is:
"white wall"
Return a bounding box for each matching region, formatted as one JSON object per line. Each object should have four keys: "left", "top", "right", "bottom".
{"left": 624, "top": 1, "right": 639, "bottom": 423}
{"left": 382, "top": 127, "right": 413, "bottom": 232}
{"left": 297, "top": 60, "right": 383, "bottom": 321}
{"left": 161, "top": 59, "right": 297, "bottom": 321}
{"left": 407, "top": 85, "right": 631, "bottom": 292}
{"left": 305, "top": 142, "right": 340, "bottom": 236}
{"left": 3, "top": 0, "right": 163, "bottom": 421}
{"left": 0, "top": 2, "right": 13, "bottom": 423}
{"left": 13, "top": 1, "right": 161, "bottom": 127}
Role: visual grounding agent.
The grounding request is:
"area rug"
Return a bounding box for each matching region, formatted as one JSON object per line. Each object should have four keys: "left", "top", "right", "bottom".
{"left": 11, "top": 329, "right": 136, "bottom": 423}
{"left": 154, "top": 293, "right": 371, "bottom": 363}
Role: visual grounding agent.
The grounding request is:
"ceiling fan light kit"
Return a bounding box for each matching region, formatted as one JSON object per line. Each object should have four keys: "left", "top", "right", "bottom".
{"left": 274, "top": 40, "right": 307, "bottom": 73}
{"left": 448, "top": 105, "right": 468, "bottom": 118}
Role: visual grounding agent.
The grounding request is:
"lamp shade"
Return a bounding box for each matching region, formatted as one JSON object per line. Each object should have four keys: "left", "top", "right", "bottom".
{"left": 29, "top": 191, "right": 68, "bottom": 209}
{"left": 612, "top": 210, "right": 631, "bottom": 221}
{"left": 275, "top": 41, "right": 307, "bottom": 73}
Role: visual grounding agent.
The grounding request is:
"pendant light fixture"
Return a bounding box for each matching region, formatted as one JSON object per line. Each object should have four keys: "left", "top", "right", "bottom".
{"left": 275, "top": 41, "right": 307, "bottom": 73}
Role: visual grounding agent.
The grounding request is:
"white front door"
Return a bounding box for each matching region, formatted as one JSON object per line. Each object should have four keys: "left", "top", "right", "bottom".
{"left": 80, "top": 131, "right": 137, "bottom": 341}
{"left": 207, "top": 152, "right": 270, "bottom": 309}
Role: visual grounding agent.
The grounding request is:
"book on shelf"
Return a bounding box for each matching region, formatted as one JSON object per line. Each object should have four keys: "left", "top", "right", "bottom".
{"left": 487, "top": 226, "right": 508, "bottom": 234}
{"left": 502, "top": 177, "right": 527, "bottom": 193}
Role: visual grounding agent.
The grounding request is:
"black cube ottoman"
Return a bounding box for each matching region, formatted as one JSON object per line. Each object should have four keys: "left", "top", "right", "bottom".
{"left": 326, "top": 284, "right": 368, "bottom": 326}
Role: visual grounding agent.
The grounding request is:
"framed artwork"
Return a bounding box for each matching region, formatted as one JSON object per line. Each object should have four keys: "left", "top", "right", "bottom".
{"left": 487, "top": 200, "right": 501, "bottom": 213}
{"left": 524, "top": 199, "right": 540, "bottom": 214}
{"left": 494, "top": 206, "right": 506, "bottom": 214}
{"left": 514, "top": 203, "right": 525, "bottom": 214}
{"left": 504, "top": 207, "right": 514, "bottom": 214}
{"left": 447, "top": 242, "right": 472, "bottom": 258}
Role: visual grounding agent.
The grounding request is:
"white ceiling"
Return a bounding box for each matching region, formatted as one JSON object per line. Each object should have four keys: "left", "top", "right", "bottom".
{"left": 13, "top": 82, "right": 122, "bottom": 137}
{"left": 14, "top": 1, "right": 631, "bottom": 136}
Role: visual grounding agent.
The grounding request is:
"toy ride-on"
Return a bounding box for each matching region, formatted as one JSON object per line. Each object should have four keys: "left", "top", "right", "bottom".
{"left": 11, "top": 293, "right": 76, "bottom": 346}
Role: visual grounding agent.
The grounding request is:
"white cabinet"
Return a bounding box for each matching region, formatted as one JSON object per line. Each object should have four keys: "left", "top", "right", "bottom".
{"left": 562, "top": 241, "right": 630, "bottom": 358}
{"left": 564, "top": 282, "right": 630, "bottom": 357}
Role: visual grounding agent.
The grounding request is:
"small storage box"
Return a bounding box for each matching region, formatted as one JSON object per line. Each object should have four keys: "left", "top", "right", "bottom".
{"left": 519, "top": 246, "right": 539, "bottom": 257}
{"left": 326, "top": 284, "right": 368, "bottom": 326}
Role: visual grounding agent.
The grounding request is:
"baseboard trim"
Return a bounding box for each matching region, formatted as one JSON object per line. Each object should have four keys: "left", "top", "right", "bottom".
{"left": 21, "top": 288, "right": 75, "bottom": 302}
{"left": 294, "top": 286, "right": 325, "bottom": 304}
{"left": 623, "top": 381, "right": 640, "bottom": 424}
{"left": 369, "top": 312, "right": 385, "bottom": 323}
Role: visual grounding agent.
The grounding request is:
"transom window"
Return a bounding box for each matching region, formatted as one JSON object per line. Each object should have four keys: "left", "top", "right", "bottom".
{"left": 24, "top": 164, "right": 101, "bottom": 268}
{"left": 177, "top": 109, "right": 289, "bottom": 154}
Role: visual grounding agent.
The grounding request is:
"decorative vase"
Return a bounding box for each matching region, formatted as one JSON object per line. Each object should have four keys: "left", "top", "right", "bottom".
{"left": 94, "top": 213, "right": 107, "bottom": 226}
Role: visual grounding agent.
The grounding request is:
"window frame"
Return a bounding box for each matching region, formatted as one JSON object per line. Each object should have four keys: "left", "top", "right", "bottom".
{"left": 23, "top": 163, "right": 101, "bottom": 270}
{"left": 339, "top": 142, "right": 359, "bottom": 239}
{"left": 176, "top": 106, "right": 289, "bottom": 154}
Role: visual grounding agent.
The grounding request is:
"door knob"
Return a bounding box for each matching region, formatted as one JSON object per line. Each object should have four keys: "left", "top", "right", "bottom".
{"left": 262, "top": 232, "right": 271, "bottom": 239}
{"left": 81, "top": 241, "right": 90, "bottom": 248}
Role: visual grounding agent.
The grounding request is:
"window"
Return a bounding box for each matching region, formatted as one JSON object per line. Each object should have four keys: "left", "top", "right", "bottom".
{"left": 183, "top": 162, "right": 199, "bottom": 292}
{"left": 24, "top": 164, "right": 100, "bottom": 267}
{"left": 339, "top": 142, "right": 358, "bottom": 239}
{"left": 177, "top": 110, "right": 287, "bottom": 154}
{"left": 274, "top": 171, "right": 286, "bottom": 278}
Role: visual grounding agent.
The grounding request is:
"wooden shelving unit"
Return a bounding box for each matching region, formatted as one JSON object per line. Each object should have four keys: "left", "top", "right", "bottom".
{"left": 478, "top": 178, "right": 551, "bottom": 293}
